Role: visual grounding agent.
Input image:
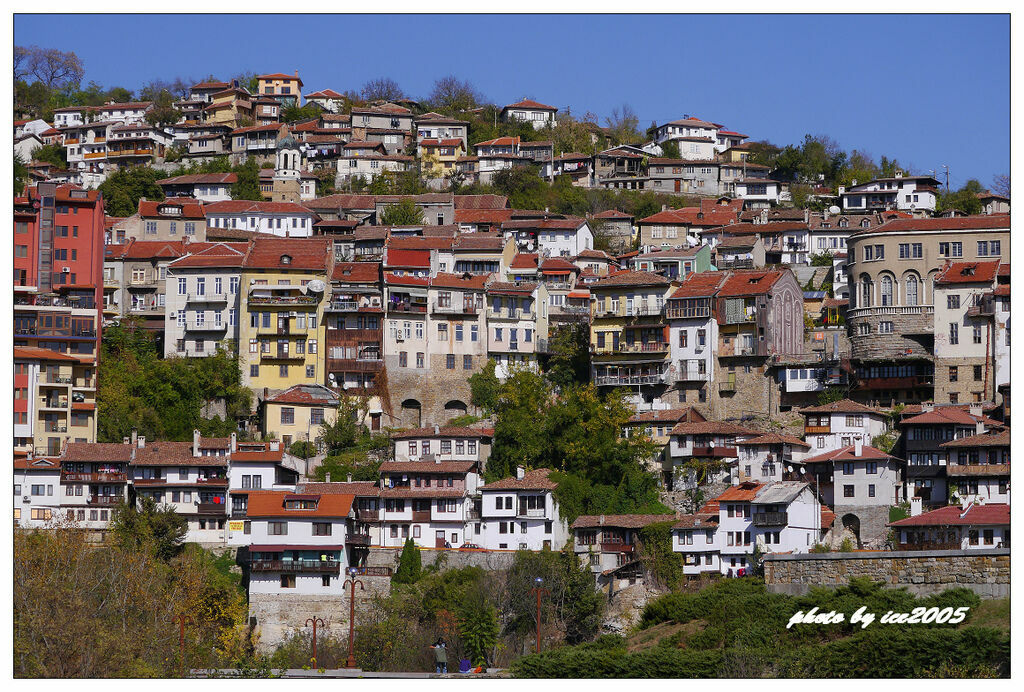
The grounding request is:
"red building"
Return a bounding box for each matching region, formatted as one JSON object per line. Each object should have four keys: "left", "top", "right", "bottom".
{"left": 14, "top": 182, "right": 105, "bottom": 454}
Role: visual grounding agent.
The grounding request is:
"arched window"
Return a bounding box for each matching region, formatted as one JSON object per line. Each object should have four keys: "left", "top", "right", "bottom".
{"left": 860, "top": 275, "right": 873, "bottom": 308}
{"left": 861, "top": 219, "right": 871, "bottom": 228}
{"left": 905, "top": 275, "right": 919, "bottom": 306}
{"left": 880, "top": 275, "right": 893, "bottom": 306}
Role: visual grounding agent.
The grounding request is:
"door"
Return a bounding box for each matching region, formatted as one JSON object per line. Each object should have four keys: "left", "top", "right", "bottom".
{"left": 370, "top": 412, "right": 381, "bottom": 431}
{"left": 435, "top": 530, "right": 446, "bottom": 549}
{"left": 674, "top": 179, "right": 681, "bottom": 193}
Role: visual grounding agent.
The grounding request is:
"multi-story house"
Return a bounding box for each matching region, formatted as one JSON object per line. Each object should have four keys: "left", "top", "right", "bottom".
{"left": 711, "top": 269, "right": 805, "bottom": 419}
{"left": 476, "top": 468, "right": 567, "bottom": 550}
{"left": 14, "top": 453, "right": 62, "bottom": 528}
{"left": 339, "top": 150, "right": 414, "bottom": 183}
{"left": 646, "top": 158, "right": 720, "bottom": 196}
{"left": 60, "top": 441, "right": 131, "bottom": 530}
{"left": 251, "top": 96, "right": 282, "bottom": 126}
{"left": 714, "top": 235, "right": 765, "bottom": 269}
{"left": 188, "top": 80, "right": 230, "bottom": 104}
{"left": 932, "top": 260, "right": 1003, "bottom": 404}
{"left": 428, "top": 272, "right": 491, "bottom": 377}
{"left": 256, "top": 72, "right": 304, "bottom": 107}
{"left": 157, "top": 173, "right": 237, "bottom": 202}
{"left": 164, "top": 241, "right": 247, "bottom": 358}
{"left": 624, "top": 407, "right": 708, "bottom": 484}
{"left": 205, "top": 86, "right": 255, "bottom": 130}
{"left": 61, "top": 119, "right": 116, "bottom": 187}
{"left": 230, "top": 123, "right": 285, "bottom": 163}
{"left": 14, "top": 346, "right": 97, "bottom": 456}
{"left": 734, "top": 178, "right": 789, "bottom": 208}
{"left": 293, "top": 480, "right": 385, "bottom": 560}
{"left": 594, "top": 146, "right": 647, "bottom": 186}
{"left": 552, "top": 153, "right": 595, "bottom": 187}
{"left": 104, "top": 122, "right": 171, "bottom": 169}
{"left": 800, "top": 399, "right": 889, "bottom": 455}
{"left": 571, "top": 514, "right": 676, "bottom": 585}
{"left": 305, "top": 88, "right": 346, "bottom": 113}
{"left": 112, "top": 198, "right": 206, "bottom": 244}
{"left": 632, "top": 246, "right": 711, "bottom": 278}
{"left": 205, "top": 200, "right": 317, "bottom": 238}
{"left": 665, "top": 271, "right": 726, "bottom": 407}
{"left": 350, "top": 104, "right": 415, "bottom": 134}
{"left": 14, "top": 184, "right": 104, "bottom": 454}
{"left": 845, "top": 214, "right": 1009, "bottom": 405}
{"left": 238, "top": 237, "right": 332, "bottom": 393}
{"left": 637, "top": 206, "right": 739, "bottom": 250}
{"left": 226, "top": 439, "right": 302, "bottom": 536}
{"left": 519, "top": 140, "right": 554, "bottom": 175}
{"left": 261, "top": 384, "right": 340, "bottom": 450}
{"left": 671, "top": 507, "right": 721, "bottom": 577}
{"left": 109, "top": 239, "right": 186, "bottom": 339}
{"left": 128, "top": 432, "right": 230, "bottom": 543}
{"left": 718, "top": 161, "right": 770, "bottom": 196}
{"left": 838, "top": 172, "right": 941, "bottom": 213}
{"left": 735, "top": 433, "right": 811, "bottom": 484}
{"left": 941, "top": 429, "right": 1009, "bottom": 506}
{"left": 707, "top": 222, "right": 810, "bottom": 265}
{"left": 889, "top": 501, "right": 1009, "bottom": 551}
{"left": 977, "top": 190, "right": 1010, "bottom": 216}
{"left": 590, "top": 271, "right": 675, "bottom": 408}
{"left": 500, "top": 99, "right": 557, "bottom": 129}
{"left": 447, "top": 233, "right": 515, "bottom": 276}
{"left": 474, "top": 136, "right": 531, "bottom": 184}
{"left": 243, "top": 490, "right": 355, "bottom": 596}
{"left": 414, "top": 114, "right": 469, "bottom": 149}
{"left": 666, "top": 419, "right": 758, "bottom": 490}
{"left": 485, "top": 280, "right": 549, "bottom": 380}
{"left": 796, "top": 440, "right": 905, "bottom": 548}
{"left": 653, "top": 116, "right": 720, "bottom": 158}
{"left": 501, "top": 215, "right": 595, "bottom": 256}
{"left": 418, "top": 138, "right": 467, "bottom": 179}
{"left": 325, "top": 261, "right": 385, "bottom": 394}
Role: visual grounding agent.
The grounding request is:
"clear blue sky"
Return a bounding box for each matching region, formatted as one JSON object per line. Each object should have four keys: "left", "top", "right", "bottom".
{"left": 15, "top": 13, "right": 1009, "bottom": 188}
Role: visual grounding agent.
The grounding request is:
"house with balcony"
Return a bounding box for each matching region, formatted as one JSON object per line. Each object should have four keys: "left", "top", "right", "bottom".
{"left": 571, "top": 514, "right": 676, "bottom": 587}
{"left": 714, "top": 235, "right": 765, "bottom": 270}
{"left": 796, "top": 440, "right": 905, "bottom": 548}
{"left": 128, "top": 431, "right": 230, "bottom": 543}
{"left": 422, "top": 272, "right": 490, "bottom": 380}
{"left": 775, "top": 353, "right": 850, "bottom": 410}
{"left": 295, "top": 480, "right": 385, "bottom": 562}
{"left": 339, "top": 150, "right": 414, "bottom": 183}
{"left": 238, "top": 237, "right": 332, "bottom": 392}
{"left": 500, "top": 99, "right": 557, "bottom": 129}
{"left": 589, "top": 271, "right": 675, "bottom": 407}
{"left": 708, "top": 222, "right": 809, "bottom": 265}
{"left": 158, "top": 173, "right": 237, "bottom": 203}
{"left": 414, "top": 114, "right": 469, "bottom": 149}
{"left": 552, "top": 153, "right": 594, "bottom": 187}
{"left": 163, "top": 241, "right": 247, "bottom": 358}
{"left": 654, "top": 117, "right": 720, "bottom": 157}
{"left": 230, "top": 123, "right": 285, "bottom": 164}
{"left": 244, "top": 489, "right": 358, "bottom": 597}
{"left": 734, "top": 178, "right": 789, "bottom": 208}
{"left": 665, "top": 272, "right": 726, "bottom": 407}
{"left": 105, "top": 123, "right": 171, "bottom": 169}
{"left": 666, "top": 420, "right": 758, "bottom": 491}
{"left": 204, "top": 86, "right": 255, "bottom": 130}
{"left": 637, "top": 206, "right": 739, "bottom": 251}
{"left": 839, "top": 172, "right": 940, "bottom": 213}
{"left": 799, "top": 399, "right": 889, "bottom": 455}
{"left": 476, "top": 468, "right": 567, "bottom": 551}
{"left": 594, "top": 146, "right": 647, "bottom": 187}
{"left": 325, "top": 261, "right": 385, "bottom": 395}
{"left": 941, "top": 429, "right": 1009, "bottom": 506}
{"left": 226, "top": 439, "right": 302, "bottom": 540}
{"left": 932, "top": 260, "right": 1003, "bottom": 405}
{"left": 15, "top": 346, "right": 98, "bottom": 457}
{"left": 262, "top": 384, "right": 340, "bottom": 450}
{"left": 735, "top": 433, "right": 811, "bottom": 484}
{"left": 61, "top": 119, "right": 117, "bottom": 187}
{"left": 418, "top": 138, "right": 467, "bottom": 178}
{"left": 718, "top": 161, "right": 770, "bottom": 196}
{"left": 501, "top": 215, "right": 595, "bottom": 257}
{"left": 115, "top": 198, "right": 207, "bottom": 244}
{"left": 447, "top": 232, "right": 514, "bottom": 276}
{"left": 251, "top": 96, "right": 282, "bottom": 126}
{"left": 110, "top": 239, "right": 187, "bottom": 337}
{"left": 383, "top": 273, "right": 430, "bottom": 394}
{"left": 474, "top": 136, "right": 533, "bottom": 185}
{"left": 536, "top": 256, "right": 579, "bottom": 315}
{"left": 205, "top": 199, "right": 317, "bottom": 238}
{"left": 14, "top": 454, "right": 62, "bottom": 529}
{"left": 485, "top": 280, "right": 550, "bottom": 380}
{"left": 889, "top": 501, "right": 1009, "bottom": 551}
{"left": 256, "top": 72, "right": 304, "bottom": 107}
{"left": 60, "top": 441, "right": 132, "bottom": 530}
{"left": 350, "top": 104, "right": 414, "bottom": 135}
{"left": 632, "top": 246, "right": 711, "bottom": 279}
{"left": 624, "top": 407, "right": 708, "bottom": 483}
{"left": 671, "top": 508, "right": 721, "bottom": 577}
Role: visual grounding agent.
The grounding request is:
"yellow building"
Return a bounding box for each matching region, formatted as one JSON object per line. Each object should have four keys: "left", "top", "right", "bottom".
{"left": 239, "top": 237, "right": 332, "bottom": 394}
{"left": 256, "top": 72, "right": 304, "bottom": 108}
{"left": 418, "top": 138, "right": 468, "bottom": 178}
{"left": 206, "top": 86, "right": 255, "bottom": 129}
{"left": 15, "top": 347, "right": 97, "bottom": 456}
{"left": 262, "top": 383, "right": 340, "bottom": 449}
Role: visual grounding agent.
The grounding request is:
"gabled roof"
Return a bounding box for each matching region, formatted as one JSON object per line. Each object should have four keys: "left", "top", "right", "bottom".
{"left": 392, "top": 426, "right": 494, "bottom": 440}
{"left": 380, "top": 461, "right": 476, "bottom": 474}
{"left": 306, "top": 89, "right": 345, "bottom": 99}
{"left": 486, "top": 281, "right": 537, "bottom": 295}
{"left": 715, "top": 481, "right": 763, "bottom": 502}
{"left": 934, "top": 260, "right": 1001, "bottom": 285}
{"left": 888, "top": 503, "right": 1009, "bottom": 527}
{"left": 589, "top": 270, "right": 670, "bottom": 289}
{"left": 480, "top": 468, "right": 557, "bottom": 491}
{"left": 131, "top": 441, "right": 228, "bottom": 467}
{"left": 256, "top": 72, "right": 304, "bottom": 86}
{"left": 242, "top": 237, "right": 332, "bottom": 271}
{"left": 429, "top": 272, "right": 490, "bottom": 290}
{"left": 901, "top": 407, "right": 989, "bottom": 426}
{"left": 627, "top": 407, "right": 706, "bottom": 425}
{"left": 940, "top": 430, "right": 1010, "bottom": 448}
{"left": 669, "top": 271, "right": 728, "bottom": 299}
{"left": 716, "top": 270, "right": 784, "bottom": 297}
{"left": 502, "top": 99, "right": 557, "bottom": 112}
{"left": 119, "top": 239, "right": 187, "bottom": 260}
{"left": 14, "top": 346, "right": 80, "bottom": 362}
{"left": 245, "top": 491, "right": 355, "bottom": 520}
{"left": 332, "top": 262, "right": 380, "bottom": 283}
{"left": 571, "top": 513, "right": 676, "bottom": 529}
{"left": 799, "top": 399, "right": 881, "bottom": 415}
{"left": 800, "top": 444, "right": 895, "bottom": 465}
{"left": 669, "top": 420, "right": 758, "bottom": 437}
{"left": 509, "top": 253, "right": 539, "bottom": 270}
{"left": 63, "top": 442, "right": 133, "bottom": 463}
{"left": 265, "top": 384, "right": 340, "bottom": 406}
{"left": 593, "top": 209, "right": 633, "bottom": 220}
{"left": 138, "top": 198, "right": 205, "bottom": 219}
{"left": 737, "top": 433, "right": 810, "bottom": 449}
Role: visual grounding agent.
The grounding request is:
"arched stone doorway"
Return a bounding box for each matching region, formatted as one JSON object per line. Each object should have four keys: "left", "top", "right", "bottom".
{"left": 841, "top": 513, "right": 862, "bottom": 549}
{"left": 444, "top": 400, "right": 468, "bottom": 421}
{"left": 401, "top": 399, "right": 422, "bottom": 428}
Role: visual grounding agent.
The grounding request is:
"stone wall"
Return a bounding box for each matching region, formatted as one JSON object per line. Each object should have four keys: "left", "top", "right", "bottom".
{"left": 367, "top": 545, "right": 519, "bottom": 572}
{"left": 764, "top": 548, "right": 1009, "bottom": 598}
{"left": 933, "top": 356, "right": 991, "bottom": 404}
{"left": 848, "top": 312, "right": 933, "bottom": 360}
{"left": 382, "top": 355, "right": 481, "bottom": 428}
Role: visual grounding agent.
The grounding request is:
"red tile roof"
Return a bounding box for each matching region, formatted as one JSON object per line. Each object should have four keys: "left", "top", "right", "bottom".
{"left": 242, "top": 237, "right": 332, "bottom": 271}
{"left": 205, "top": 200, "right": 315, "bottom": 215}
{"left": 474, "top": 136, "right": 520, "bottom": 148}
{"left": 307, "top": 89, "right": 344, "bottom": 99}
{"left": 14, "top": 346, "right": 80, "bottom": 362}
{"left": 799, "top": 399, "right": 880, "bottom": 415}
{"left": 571, "top": 513, "right": 676, "bottom": 529}
{"left": 486, "top": 281, "right": 537, "bottom": 295}
{"left": 715, "top": 481, "right": 764, "bottom": 502}
{"left": 387, "top": 236, "right": 453, "bottom": 251}
{"left": 800, "top": 444, "right": 895, "bottom": 464}
{"left": 332, "top": 262, "right": 380, "bottom": 282}
{"left": 940, "top": 430, "right": 1010, "bottom": 448}
{"left": 246, "top": 491, "right": 356, "bottom": 520}
{"left": 392, "top": 426, "right": 494, "bottom": 440}
{"left": 454, "top": 209, "right": 515, "bottom": 224}
{"left": 256, "top": 73, "right": 304, "bottom": 85}
{"left": 131, "top": 441, "right": 228, "bottom": 467}
{"left": 119, "top": 240, "right": 187, "bottom": 260}
{"left": 386, "top": 248, "right": 431, "bottom": 268}
{"left": 265, "top": 384, "right": 340, "bottom": 406}
{"left": 901, "top": 407, "right": 987, "bottom": 426}
{"left": 737, "top": 432, "right": 810, "bottom": 448}
{"left": 158, "top": 173, "right": 237, "bottom": 186}
{"left": 379, "top": 461, "right": 476, "bottom": 474}
{"left": 888, "top": 503, "right": 1009, "bottom": 527}
{"left": 429, "top": 272, "right": 489, "bottom": 290}
{"left": 854, "top": 215, "right": 1010, "bottom": 235}
{"left": 589, "top": 270, "right": 670, "bottom": 289}
{"left": 509, "top": 253, "right": 539, "bottom": 270}
{"left": 138, "top": 199, "right": 205, "bottom": 219}
{"left": 716, "top": 270, "right": 785, "bottom": 297}
{"left": 669, "top": 420, "right": 758, "bottom": 437}
{"left": 934, "top": 260, "right": 1001, "bottom": 285}
{"left": 169, "top": 242, "right": 248, "bottom": 268}
{"left": 627, "top": 408, "right": 706, "bottom": 425}
{"left": 63, "top": 443, "right": 133, "bottom": 463}
{"left": 482, "top": 468, "right": 557, "bottom": 491}
{"left": 502, "top": 99, "right": 557, "bottom": 112}
{"left": 639, "top": 208, "right": 739, "bottom": 227}
{"left": 593, "top": 209, "right": 633, "bottom": 219}
{"left": 454, "top": 194, "right": 509, "bottom": 210}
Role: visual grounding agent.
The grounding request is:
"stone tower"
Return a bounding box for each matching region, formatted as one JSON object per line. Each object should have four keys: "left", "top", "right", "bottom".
{"left": 271, "top": 134, "right": 302, "bottom": 203}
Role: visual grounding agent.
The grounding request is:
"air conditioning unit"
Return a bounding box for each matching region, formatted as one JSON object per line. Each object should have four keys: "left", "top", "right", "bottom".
{"left": 395, "top": 334, "right": 404, "bottom": 342}
{"left": 61, "top": 267, "right": 70, "bottom": 273}
{"left": 289, "top": 311, "right": 297, "bottom": 317}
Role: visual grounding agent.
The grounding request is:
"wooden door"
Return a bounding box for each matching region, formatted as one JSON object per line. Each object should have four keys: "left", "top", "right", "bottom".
{"left": 435, "top": 530, "right": 446, "bottom": 549}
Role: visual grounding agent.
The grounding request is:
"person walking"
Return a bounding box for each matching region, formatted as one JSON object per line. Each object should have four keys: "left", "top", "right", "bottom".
{"left": 432, "top": 638, "right": 448, "bottom": 674}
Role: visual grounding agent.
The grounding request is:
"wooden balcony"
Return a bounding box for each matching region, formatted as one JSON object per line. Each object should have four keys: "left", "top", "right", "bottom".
{"left": 250, "top": 559, "right": 341, "bottom": 574}
{"left": 752, "top": 511, "right": 788, "bottom": 527}
{"left": 804, "top": 425, "right": 831, "bottom": 435}
{"left": 346, "top": 533, "right": 372, "bottom": 546}
{"left": 600, "top": 542, "right": 635, "bottom": 553}
{"left": 411, "top": 510, "right": 431, "bottom": 522}
{"left": 62, "top": 472, "right": 127, "bottom": 483}
{"left": 87, "top": 495, "right": 123, "bottom": 506}
{"left": 692, "top": 446, "right": 738, "bottom": 458}
{"left": 357, "top": 508, "right": 381, "bottom": 521}
{"left": 83, "top": 152, "right": 106, "bottom": 160}
{"left": 196, "top": 502, "right": 227, "bottom": 515}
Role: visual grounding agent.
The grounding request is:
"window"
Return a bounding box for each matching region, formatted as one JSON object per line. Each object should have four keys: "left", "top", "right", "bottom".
{"left": 949, "top": 322, "right": 959, "bottom": 345}
{"left": 947, "top": 294, "right": 960, "bottom": 309}
{"left": 973, "top": 325, "right": 983, "bottom": 344}
{"left": 865, "top": 462, "right": 878, "bottom": 474}
{"left": 977, "top": 241, "right": 990, "bottom": 257}
{"left": 280, "top": 574, "right": 296, "bottom": 589}
{"left": 312, "top": 522, "right": 332, "bottom": 536}
{"left": 878, "top": 321, "right": 893, "bottom": 334}
{"left": 880, "top": 275, "right": 893, "bottom": 306}
{"left": 268, "top": 521, "right": 287, "bottom": 535}
{"left": 949, "top": 366, "right": 959, "bottom": 382}
{"left": 843, "top": 485, "right": 855, "bottom": 498}
{"left": 281, "top": 407, "right": 295, "bottom": 425}
{"left": 842, "top": 462, "right": 854, "bottom": 475}
{"left": 905, "top": 275, "right": 919, "bottom": 305}
{"left": 463, "top": 355, "right": 472, "bottom": 370}
{"left": 446, "top": 354, "right": 455, "bottom": 369}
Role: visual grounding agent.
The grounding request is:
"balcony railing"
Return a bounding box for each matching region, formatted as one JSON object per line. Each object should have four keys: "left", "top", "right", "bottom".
{"left": 350, "top": 566, "right": 393, "bottom": 577}
{"left": 196, "top": 502, "right": 227, "bottom": 515}
{"left": 387, "top": 301, "right": 428, "bottom": 314}
{"left": 719, "top": 381, "right": 736, "bottom": 393}
{"left": 594, "top": 373, "right": 665, "bottom": 386}
{"left": 411, "top": 510, "right": 431, "bottom": 522}
{"left": 250, "top": 559, "right": 341, "bottom": 574}
{"left": 87, "top": 495, "right": 123, "bottom": 506}
{"left": 247, "top": 294, "right": 319, "bottom": 306}
{"left": 664, "top": 307, "right": 711, "bottom": 319}
{"left": 618, "top": 341, "right": 669, "bottom": 354}
{"left": 186, "top": 292, "right": 229, "bottom": 304}
{"left": 326, "top": 358, "right": 383, "bottom": 373}
{"left": 752, "top": 511, "right": 788, "bottom": 527}
{"left": 487, "top": 308, "right": 536, "bottom": 320}
{"left": 432, "top": 301, "right": 479, "bottom": 315}
{"left": 357, "top": 508, "right": 381, "bottom": 522}
{"left": 62, "top": 472, "right": 127, "bottom": 483}
{"left": 847, "top": 305, "right": 935, "bottom": 320}
{"left": 692, "top": 446, "right": 738, "bottom": 458}
{"left": 804, "top": 425, "right": 831, "bottom": 434}
{"left": 600, "top": 542, "right": 635, "bottom": 553}
{"left": 346, "top": 534, "right": 372, "bottom": 546}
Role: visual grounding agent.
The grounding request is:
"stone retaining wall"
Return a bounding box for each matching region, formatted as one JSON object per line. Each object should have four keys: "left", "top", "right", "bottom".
{"left": 764, "top": 548, "right": 1009, "bottom": 598}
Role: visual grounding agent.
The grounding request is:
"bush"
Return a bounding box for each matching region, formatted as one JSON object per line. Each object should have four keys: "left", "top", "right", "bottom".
{"left": 393, "top": 538, "right": 422, "bottom": 584}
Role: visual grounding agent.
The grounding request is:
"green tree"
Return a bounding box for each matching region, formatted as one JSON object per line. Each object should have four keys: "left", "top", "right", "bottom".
{"left": 543, "top": 323, "right": 591, "bottom": 389}
{"left": 31, "top": 143, "right": 68, "bottom": 168}
{"left": 393, "top": 538, "right": 422, "bottom": 584}
{"left": 458, "top": 604, "right": 499, "bottom": 667}
{"left": 230, "top": 158, "right": 264, "bottom": 201}
{"left": 379, "top": 198, "right": 425, "bottom": 225}
{"left": 937, "top": 180, "right": 984, "bottom": 215}
{"left": 14, "top": 152, "right": 29, "bottom": 195}
{"left": 316, "top": 395, "right": 363, "bottom": 455}
{"left": 144, "top": 89, "right": 181, "bottom": 127}
{"left": 109, "top": 497, "right": 188, "bottom": 561}
{"left": 288, "top": 440, "right": 316, "bottom": 459}
{"left": 98, "top": 167, "right": 166, "bottom": 216}
{"left": 659, "top": 140, "right": 681, "bottom": 159}
{"left": 468, "top": 359, "right": 501, "bottom": 414}
{"left": 810, "top": 251, "right": 834, "bottom": 266}
{"left": 281, "top": 103, "right": 322, "bottom": 123}
{"left": 427, "top": 75, "right": 483, "bottom": 114}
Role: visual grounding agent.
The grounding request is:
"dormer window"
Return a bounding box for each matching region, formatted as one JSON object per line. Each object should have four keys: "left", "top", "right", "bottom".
{"left": 284, "top": 496, "right": 318, "bottom": 510}
{"left": 281, "top": 255, "right": 292, "bottom": 265}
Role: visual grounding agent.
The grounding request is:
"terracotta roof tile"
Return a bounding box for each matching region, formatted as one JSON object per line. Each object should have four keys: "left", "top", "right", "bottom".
{"left": 63, "top": 443, "right": 133, "bottom": 463}
{"left": 245, "top": 491, "right": 356, "bottom": 520}
{"left": 799, "top": 399, "right": 881, "bottom": 415}
{"left": 888, "top": 503, "right": 1009, "bottom": 527}
{"left": 934, "top": 260, "right": 1001, "bottom": 285}
{"left": 242, "top": 237, "right": 332, "bottom": 271}
{"left": 392, "top": 426, "right": 494, "bottom": 440}
{"left": 571, "top": 513, "right": 676, "bottom": 529}
{"left": 589, "top": 270, "right": 670, "bottom": 289}
{"left": 800, "top": 444, "right": 896, "bottom": 464}
{"left": 379, "top": 461, "right": 477, "bottom": 474}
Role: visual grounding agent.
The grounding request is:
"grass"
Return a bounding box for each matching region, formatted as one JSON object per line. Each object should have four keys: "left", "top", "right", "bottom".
{"left": 964, "top": 598, "right": 1009, "bottom": 632}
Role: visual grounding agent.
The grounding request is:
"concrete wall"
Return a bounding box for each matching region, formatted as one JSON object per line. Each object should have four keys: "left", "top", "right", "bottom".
{"left": 764, "top": 548, "right": 1009, "bottom": 598}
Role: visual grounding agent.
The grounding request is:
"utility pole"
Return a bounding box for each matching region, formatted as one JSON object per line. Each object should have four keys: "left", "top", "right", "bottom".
{"left": 170, "top": 614, "right": 192, "bottom": 677}
{"left": 531, "top": 577, "right": 550, "bottom": 654}
{"left": 942, "top": 165, "right": 950, "bottom": 194}
{"left": 342, "top": 568, "right": 365, "bottom": 668}
{"left": 305, "top": 616, "right": 325, "bottom": 668}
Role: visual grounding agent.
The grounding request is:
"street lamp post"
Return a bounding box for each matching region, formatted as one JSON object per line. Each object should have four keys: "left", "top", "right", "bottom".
{"left": 531, "top": 577, "right": 550, "bottom": 654}
{"left": 170, "top": 613, "right": 193, "bottom": 677}
{"left": 305, "top": 616, "right": 325, "bottom": 668}
{"left": 342, "top": 567, "right": 365, "bottom": 668}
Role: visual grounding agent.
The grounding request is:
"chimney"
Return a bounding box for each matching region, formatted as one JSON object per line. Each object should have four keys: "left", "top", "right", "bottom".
{"left": 922, "top": 402, "right": 934, "bottom": 413}
{"left": 230, "top": 432, "right": 237, "bottom": 452}
{"left": 853, "top": 438, "right": 863, "bottom": 457}
{"left": 434, "top": 424, "right": 440, "bottom": 435}
{"left": 270, "top": 441, "right": 279, "bottom": 451}
{"left": 516, "top": 466, "right": 525, "bottom": 480}
{"left": 131, "top": 429, "right": 138, "bottom": 447}
{"left": 193, "top": 429, "right": 201, "bottom": 457}
{"left": 851, "top": 179, "right": 857, "bottom": 187}
{"left": 325, "top": 472, "right": 331, "bottom": 483}
{"left": 137, "top": 436, "right": 146, "bottom": 449}
{"left": 960, "top": 497, "right": 973, "bottom": 514}
{"left": 837, "top": 186, "right": 846, "bottom": 196}
{"left": 969, "top": 403, "right": 983, "bottom": 418}
{"left": 123, "top": 436, "right": 130, "bottom": 445}
{"left": 599, "top": 515, "right": 605, "bottom": 526}
{"left": 895, "top": 170, "right": 903, "bottom": 178}
{"left": 661, "top": 204, "right": 667, "bottom": 212}
{"left": 976, "top": 419, "right": 985, "bottom": 435}
{"left": 347, "top": 473, "right": 353, "bottom": 483}
{"left": 910, "top": 496, "right": 923, "bottom": 517}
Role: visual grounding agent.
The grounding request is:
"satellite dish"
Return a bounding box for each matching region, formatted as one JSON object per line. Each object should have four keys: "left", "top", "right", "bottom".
{"left": 828, "top": 206, "right": 840, "bottom": 214}
{"left": 307, "top": 280, "right": 326, "bottom": 293}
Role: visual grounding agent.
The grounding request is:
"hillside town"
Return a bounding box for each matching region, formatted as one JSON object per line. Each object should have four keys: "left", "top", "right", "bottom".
{"left": 13, "top": 64, "right": 1011, "bottom": 668}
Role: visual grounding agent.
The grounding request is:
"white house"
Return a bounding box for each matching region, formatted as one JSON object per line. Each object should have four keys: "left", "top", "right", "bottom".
{"left": 204, "top": 200, "right": 318, "bottom": 238}
{"left": 653, "top": 117, "right": 719, "bottom": 160}
{"left": 305, "top": 89, "right": 346, "bottom": 113}
{"left": 800, "top": 399, "right": 889, "bottom": 454}
{"left": 665, "top": 274, "right": 724, "bottom": 403}
{"left": 500, "top": 99, "right": 557, "bottom": 129}
{"left": 839, "top": 172, "right": 940, "bottom": 213}
{"left": 735, "top": 178, "right": 789, "bottom": 208}
{"left": 14, "top": 455, "right": 62, "bottom": 529}
{"left": 476, "top": 468, "right": 567, "bottom": 551}
{"left": 889, "top": 501, "right": 1009, "bottom": 550}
